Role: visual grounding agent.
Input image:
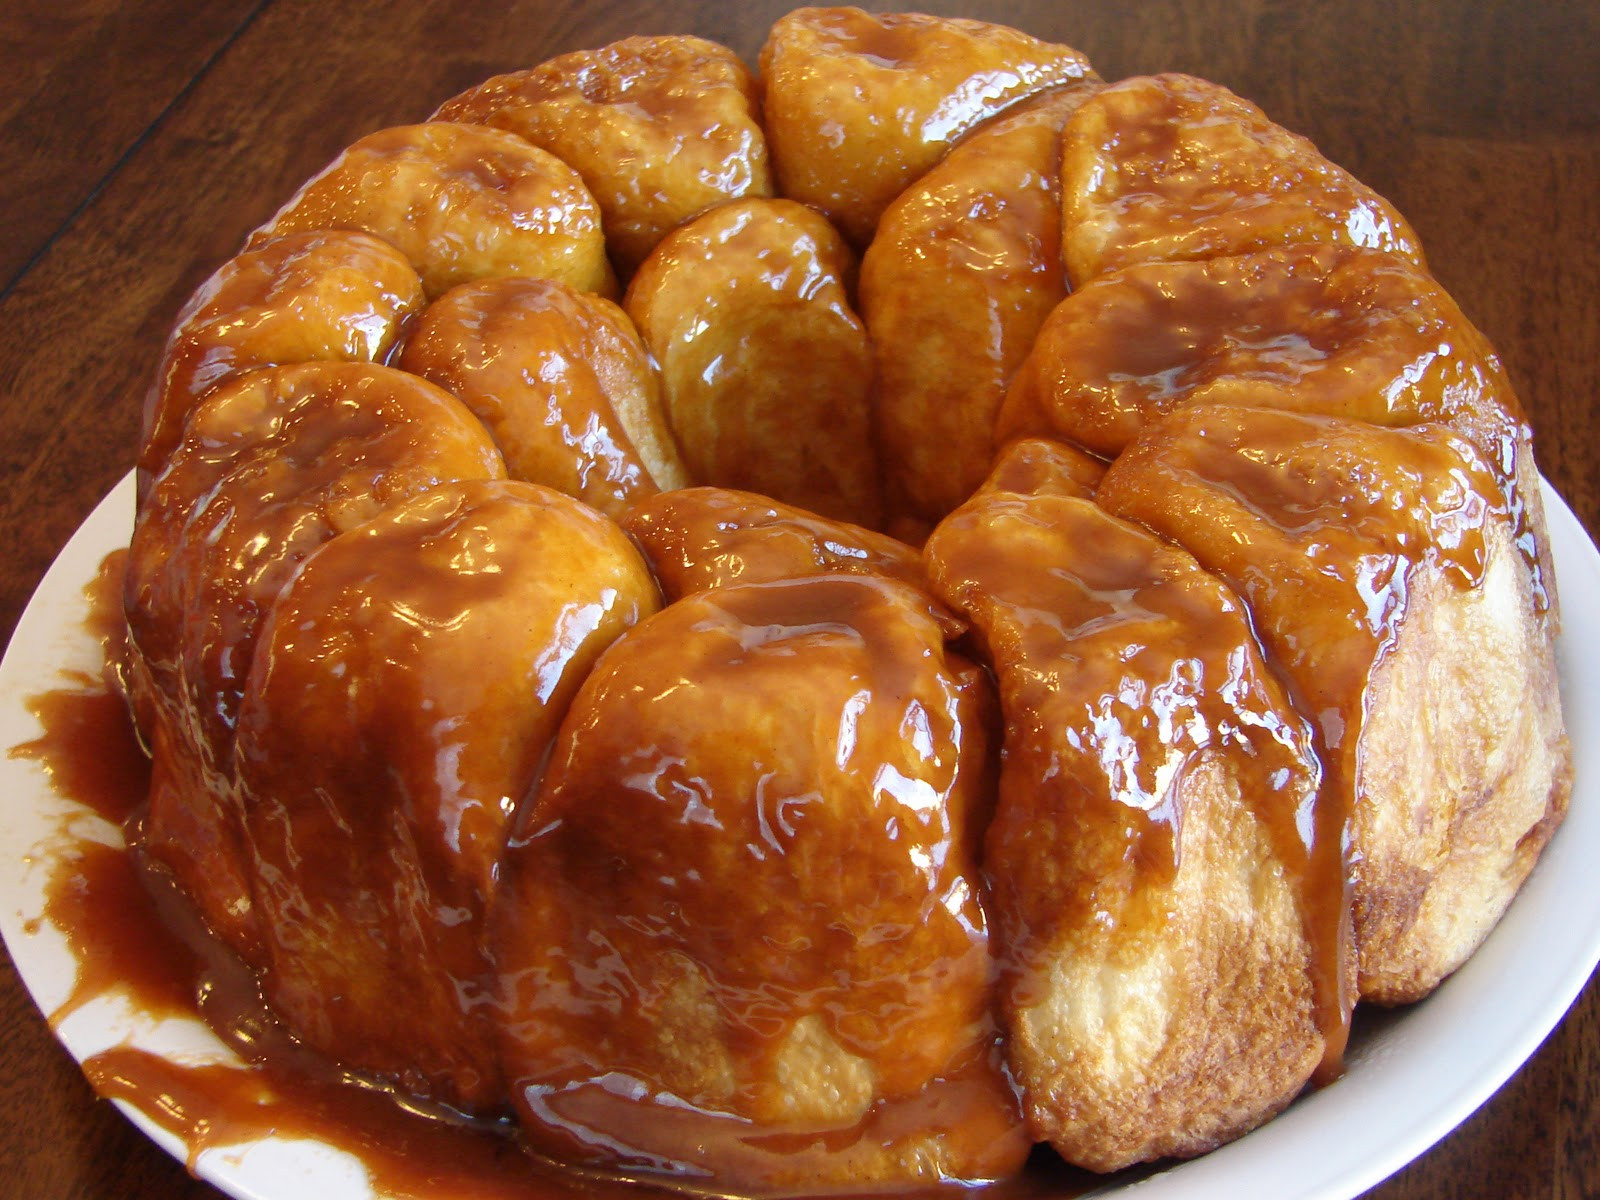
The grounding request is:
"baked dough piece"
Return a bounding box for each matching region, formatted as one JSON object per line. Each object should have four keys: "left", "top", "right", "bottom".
{"left": 760, "top": 6, "right": 1094, "bottom": 246}
{"left": 124, "top": 362, "right": 505, "bottom": 959}
{"left": 111, "top": 12, "right": 1577, "bottom": 1190}
{"left": 492, "top": 574, "right": 1026, "bottom": 1192}
{"left": 398, "top": 276, "right": 689, "bottom": 519}
{"left": 435, "top": 35, "right": 773, "bottom": 275}
{"left": 924, "top": 438, "right": 1334, "bottom": 1172}
{"left": 625, "top": 198, "right": 881, "bottom": 527}
{"left": 254, "top": 122, "right": 613, "bottom": 299}
{"left": 1098, "top": 405, "right": 1571, "bottom": 1002}
{"left": 138, "top": 230, "right": 425, "bottom": 498}
{"left": 974, "top": 436, "right": 1105, "bottom": 502}
{"left": 621, "top": 486, "right": 928, "bottom": 602}
{"left": 861, "top": 82, "right": 1099, "bottom": 527}
{"left": 234, "top": 480, "right": 658, "bottom": 1111}
{"left": 998, "top": 243, "right": 1555, "bottom": 613}
{"left": 1057, "top": 72, "right": 1425, "bottom": 286}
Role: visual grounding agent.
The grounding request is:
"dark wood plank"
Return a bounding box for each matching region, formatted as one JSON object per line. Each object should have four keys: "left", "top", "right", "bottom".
{"left": 1372, "top": 973, "right": 1600, "bottom": 1198}
{"left": 0, "top": 0, "right": 266, "bottom": 290}
{"left": 0, "top": 2, "right": 1594, "bottom": 1198}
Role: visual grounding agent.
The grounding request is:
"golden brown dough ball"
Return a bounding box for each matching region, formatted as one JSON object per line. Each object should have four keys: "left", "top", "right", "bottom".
{"left": 254, "top": 122, "right": 613, "bottom": 299}
{"left": 999, "top": 242, "right": 1554, "bottom": 611}
{"left": 492, "top": 574, "right": 1027, "bottom": 1191}
{"left": 625, "top": 197, "right": 881, "bottom": 527}
{"left": 1098, "top": 404, "right": 1570, "bottom": 1004}
{"left": 437, "top": 35, "right": 773, "bottom": 275}
{"left": 398, "top": 275, "right": 688, "bottom": 519}
{"left": 926, "top": 440, "right": 1333, "bottom": 1170}
{"left": 1058, "top": 73, "right": 1426, "bottom": 285}
{"left": 138, "top": 229, "right": 425, "bottom": 497}
{"left": 235, "top": 479, "right": 659, "bottom": 1111}
{"left": 977, "top": 436, "right": 1106, "bottom": 501}
{"left": 861, "top": 82, "right": 1099, "bottom": 525}
{"left": 621, "top": 485, "right": 929, "bottom": 603}
{"left": 125, "top": 361, "right": 505, "bottom": 962}
{"left": 760, "top": 6, "right": 1094, "bottom": 246}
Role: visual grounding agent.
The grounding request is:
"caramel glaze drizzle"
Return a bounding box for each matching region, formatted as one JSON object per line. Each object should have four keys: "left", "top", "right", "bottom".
{"left": 998, "top": 244, "right": 1548, "bottom": 614}
{"left": 13, "top": 558, "right": 191, "bottom": 1027}
{"left": 492, "top": 574, "right": 1027, "bottom": 1189}
{"left": 11, "top": 551, "right": 682, "bottom": 1198}
{"left": 24, "top": 406, "right": 1504, "bottom": 1191}
{"left": 11, "top": 552, "right": 1110, "bottom": 1198}
{"left": 6, "top": 421, "right": 1514, "bottom": 1189}
{"left": 923, "top": 468, "right": 1339, "bottom": 1085}
{"left": 1097, "top": 404, "right": 1507, "bottom": 1075}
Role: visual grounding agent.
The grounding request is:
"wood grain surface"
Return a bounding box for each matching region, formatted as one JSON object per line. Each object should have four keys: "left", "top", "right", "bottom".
{"left": 1, "top": 2, "right": 1595, "bottom": 1197}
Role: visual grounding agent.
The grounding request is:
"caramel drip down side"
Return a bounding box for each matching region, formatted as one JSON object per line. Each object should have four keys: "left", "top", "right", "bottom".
{"left": 924, "top": 457, "right": 1329, "bottom": 1169}
{"left": 1098, "top": 404, "right": 1510, "bottom": 1039}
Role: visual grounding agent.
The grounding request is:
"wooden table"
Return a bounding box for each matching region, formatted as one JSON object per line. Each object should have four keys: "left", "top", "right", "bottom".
{"left": 1, "top": 1, "right": 1595, "bottom": 1196}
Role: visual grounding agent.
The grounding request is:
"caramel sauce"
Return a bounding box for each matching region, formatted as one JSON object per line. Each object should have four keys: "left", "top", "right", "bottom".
{"left": 10, "top": 553, "right": 197, "bottom": 1028}
{"left": 493, "top": 574, "right": 1029, "bottom": 1188}
{"left": 924, "top": 475, "right": 1329, "bottom": 974}
{"left": 69, "top": 847, "right": 589, "bottom": 1200}
{"left": 11, "top": 553, "right": 1112, "bottom": 1198}
{"left": 1096, "top": 405, "right": 1511, "bottom": 1073}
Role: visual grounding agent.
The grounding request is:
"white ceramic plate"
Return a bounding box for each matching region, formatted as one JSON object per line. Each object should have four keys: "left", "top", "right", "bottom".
{"left": 2, "top": 471, "right": 1597, "bottom": 1200}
